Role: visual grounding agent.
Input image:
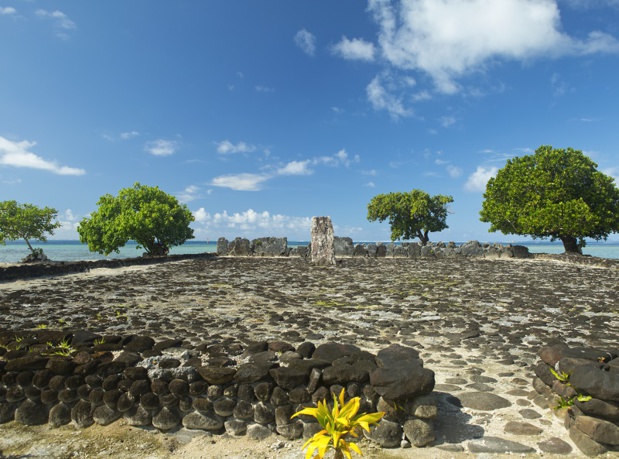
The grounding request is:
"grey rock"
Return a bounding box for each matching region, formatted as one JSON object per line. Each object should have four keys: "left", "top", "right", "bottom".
{"left": 269, "top": 367, "right": 308, "bottom": 390}
{"left": 216, "top": 237, "right": 228, "bottom": 255}
{"left": 182, "top": 411, "right": 223, "bottom": 431}
{"left": 575, "top": 397, "right": 619, "bottom": 423}
{"left": 93, "top": 404, "right": 122, "bottom": 426}
{"left": 152, "top": 406, "right": 181, "bottom": 431}
{"left": 321, "top": 363, "right": 369, "bottom": 385}
{"left": 503, "top": 420, "right": 543, "bottom": 436}
{"left": 458, "top": 392, "right": 511, "bottom": 411}
{"left": 277, "top": 420, "right": 304, "bottom": 440}
{"left": 537, "top": 437, "right": 573, "bottom": 455}
{"left": 251, "top": 237, "right": 287, "bottom": 256}
{"left": 519, "top": 408, "right": 542, "bottom": 419}
{"left": 213, "top": 397, "right": 236, "bottom": 417}
{"left": 224, "top": 419, "right": 247, "bottom": 436}
{"left": 367, "top": 419, "right": 402, "bottom": 448}
{"left": 310, "top": 216, "right": 335, "bottom": 266}
{"left": 274, "top": 405, "right": 294, "bottom": 426}
{"left": 228, "top": 237, "right": 251, "bottom": 256}
{"left": 0, "top": 402, "right": 16, "bottom": 424}
{"left": 254, "top": 401, "right": 275, "bottom": 424}
{"left": 234, "top": 362, "right": 274, "bottom": 384}
{"left": 467, "top": 436, "right": 535, "bottom": 453}
{"left": 124, "top": 405, "right": 152, "bottom": 426}
{"left": 574, "top": 415, "right": 619, "bottom": 445}
{"left": 333, "top": 237, "right": 354, "bottom": 256}
{"left": 71, "top": 399, "right": 94, "bottom": 428}
{"left": 247, "top": 423, "right": 272, "bottom": 440}
{"left": 409, "top": 394, "right": 438, "bottom": 419}
{"left": 370, "top": 362, "right": 434, "bottom": 403}
{"left": 569, "top": 425, "right": 608, "bottom": 456}
{"left": 233, "top": 400, "right": 254, "bottom": 420}
{"left": 571, "top": 362, "right": 619, "bottom": 403}
{"left": 403, "top": 418, "right": 435, "bottom": 447}
{"left": 48, "top": 402, "right": 71, "bottom": 427}
{"left": 198, "top": 366, "right": 236, "bottom": 385}
{"left": 375, "top": 343, "right": 420, "bottom": 367}
{"left": 14, "top": 399, "right": 48, "bottom": 426}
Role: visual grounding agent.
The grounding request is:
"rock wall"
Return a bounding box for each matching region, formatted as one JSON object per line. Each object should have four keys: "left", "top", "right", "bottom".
{"left": 0, "top": 331, "right": 436, "bottom": 448}
{"left": 534, "top": 341, "right": 619, "bottom": 456}
{"left": 218, "top": 238, "right": 532, "bottom": 260}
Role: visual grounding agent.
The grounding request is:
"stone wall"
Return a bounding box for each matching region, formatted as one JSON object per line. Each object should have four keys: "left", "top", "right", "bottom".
{"left": 0, "top": 331, "right": 436, "bottom": 448}
{"left": 218, "top": 238, "right": 532, "bottom": 260}
{"left": 534, "top": 341, "right": 619, "bottom": 456}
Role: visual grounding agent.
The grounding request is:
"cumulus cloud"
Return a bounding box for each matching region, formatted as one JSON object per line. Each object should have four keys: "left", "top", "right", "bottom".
{"left": 176, "top": 185, "right": 201, "bottom": 203}
{"left": 193, "top": 208, "right": 312, "bottom": 237}
{"left": 277, "top": 160, "right": 313, "bottom": 176}
{"left": 314, "top": 149, "right": 360, "bottom": 168}
{"left": 366, "top": 76, "right": 412, "bottom": 119}
{"left": 294, "top": 29, "right": 317, "bottom": 56}
{"left": 0, "top": 136, "right": 85, "bottom": 176}
{"left": 0, "top": 6, "right": 16, "bottom": 15}
{"left": 145, "top": 139, "right": 178, "bottom": 156}
{"left": 332, "top": 36, "right": 376, "bottom": 61}
{"left": 465, "top": 166, "right": 498, "bottom": 192}
{"left": 216, "top": 140, "right": 256, "bottom": 155}
{"left": 36, "top": 9, "right": 76, "bottom": 39}
{"left": 447, "top": 164, "right": 463, "bottom": 178}
{"left": 367, "top": 0, "right": 619, "bottom": 94}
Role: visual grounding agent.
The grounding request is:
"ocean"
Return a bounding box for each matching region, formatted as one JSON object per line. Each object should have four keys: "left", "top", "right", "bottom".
{"left": 1, "top": 240, "right": 619, "bottom": 264}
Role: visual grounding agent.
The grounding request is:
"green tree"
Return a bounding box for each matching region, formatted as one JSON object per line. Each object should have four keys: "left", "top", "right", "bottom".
{"left": 0, "top": 200, "right": 61, "bottom": 255}
{"left": 78, "top": 183, "right": 195, "bottom": 256}
{"left": 480, "top": 145, "right": 619, "bottom": 254}
{"left": 367, "top": 189, "right": 453, "bottom": 245}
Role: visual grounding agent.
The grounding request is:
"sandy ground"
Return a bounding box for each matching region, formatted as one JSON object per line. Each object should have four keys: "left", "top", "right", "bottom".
{"left": 2, "top": 256, "right": 619, "bottom": 458}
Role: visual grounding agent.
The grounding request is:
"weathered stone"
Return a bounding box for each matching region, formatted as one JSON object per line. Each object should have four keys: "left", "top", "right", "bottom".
{"left": 46, "top": 358, "right": 76, "bottom": 376}
{"left": 575, "top": 397, "right": 619, "bottom": 422}
{"left": 277, "top": 419, "right": 304, "bottom": 440}
{"left": 49, "top": 402, "right": 71, "bottom": 427}
{"left": 247, "top": 423, "right": 272, "bottom": 440}
{"left": 251, "top": 237, "right": 287, "bottom": 256}
{"left": 233, "top": 363, "right": 274, "bottom": 384}
{"left": 152, "top": 406, "right": 181, "bottom": 431}
{"left": 289, "top": 387, "right": 310, "bottom": 404}
{"left": 228, "top": 237, "right": 251, "bottom": 256}
{"left": 569, "top": 425, "right": 608, "bottom": 456}
{"left": 182, "top": 410, "right": 223, "bottom": 431}
{"left": 334, "top": 237, "right": 354, "bottom": 256}
{"left": 458, "top": 392, "right": 511, "bottom": 411}
{"left": 403, "top": 418, "right": 435, "bottom": 447}
{"left": 367, "top": 418, "right": 402, "bottom": 448}
{"left": 5, "top": 355, "right": 49, "bottom": 373}
{"left": 370, "top": 362, "right": 434, "bottom": 402}
{"left": 409, "top": 394, "right": 438, "bottom": 419}
{"left": 124, "top": 404, "right": 152, "bottom": 426}
{"left": 5, "top": 385, "right": 25, "bottom": 403}
{"left": 168, "top": 378, "right": 189, "bottom": 397}
{"left": 93, "top": 404, "right": 122, "bottom": 425}
{"left": 375, "top": 344, "right": 420, "bottom": 368}
{"left": 198, "top": 367, "right": 236, "bottom": 385}
{"left": 216, "top": 237, "right": 229, "bottom": 255}
{"left": 504, "top": 421, "right": 543, "bottom": 436}
{"left": 254, "top": 401, "right": 275, "bottom": 424}
{"left": 233, "top": 400, "right": 254, "bottom": 420}
{"left": 574, "top": 415, "right": 619, "bottom": 445}
{"left": 72, "top": 399, "right": 94, "bottom": 428}
{"left": 312, "top": 343, "right": 361, "bottom": 363}
{"left": 468, "top": 436, "right": 535, "bottom": 453}
{"left": 225, "top": 419, "right": 247, "bottom": 436}
{"left": 269, "top": 367, "right": 308, "bottom": 390}
{"left": 537, "top": 437, "right": 573, "bottom": 455}
{"left": 14, "top": 399, "right": 48, "bottom": 426}
{"left": 213, "top": 397, "right": 236, "bottom": 417}
{"left": 310, "top": 216, "right": 335, "bottom": 266}
{"left": 571, "top": 363, "right": 619, "bottom": 402}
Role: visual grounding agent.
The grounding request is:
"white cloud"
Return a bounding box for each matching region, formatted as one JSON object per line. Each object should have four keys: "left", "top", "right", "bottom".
{"left": 368, "top": 0, "right": 619, "bottom": 94}
{"left": 177, "top": 185, "right": 201, "bottom": 203}
{"left": 216, "top": 140, "right": 256, "bottom": 155}
{"left": 440, "top": 116, "right": 456, "bottom": 128}
{"left": 602, "top": 167, "right": 619, "bottom": 184}
{"left": 465, "top": 166, "right": 498, "bottom": 192}
{"left": 366, "top": 76, "right": 412, "bottom": 119}
{"left": 447, "top": 164, "right": 463, "bottom": 178}
{"left": 277, "top": 160, "right": 313, "bottom": 176}
{"left": 192, "top": 208, "right": 312, "bottom": 237}
{"left": 332, "top": 36, "right": 376, "bottom": 61}
{"left": 362, "top": 169, "right": 377, "bottom": 176}
{"left": 0, "top": 136, "right": 85, "bottom": 176}
{"left": 314, "top": 148, "right": 360, "bottom": 168}
{"left": 145, "top": 139, "right": 177, "bottom": 156}
{"left": 366, "top": 181, "right": 376, "bottom": 188}
{"left": 0, "top": 7, "right": 16, "bottom": 15}
{"left": 255, "top": 85, "right": 275, "bottom": 93}
{"left": 120, "top": 131, "right": 140, "bottom": 140}
{"left": 294, "top": 29, "right": 317, "bottom": 56}
{"left": 36, "top": 9, "right": 76, "bottom": 39}
{"left": 210, "top": 173, "right": 269, "bottom": 191}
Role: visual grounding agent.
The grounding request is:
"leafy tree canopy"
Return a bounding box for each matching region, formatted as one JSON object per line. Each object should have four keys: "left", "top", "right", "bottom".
{"left": 367, "top": 189, "right": 453, "bottom": 244}
{"left": 77, "top": 183, "right": 195, "bottom": 256}
{"left": 0, "top": 200, "right": 61, "bottom": 255}
{"left": 480, "top": 145, "right": 619, "bottom": 254}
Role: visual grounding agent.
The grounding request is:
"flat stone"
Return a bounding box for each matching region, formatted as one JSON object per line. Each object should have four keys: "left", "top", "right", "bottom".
{"left": 503, "top": 420, "right": 543, "bottom": 436}
{"left": 569, "top": 425, "right": 608, "bottom": 456}
{"left": 247, "top": 423, "right": 272, "bottom": 440}
{"left": 182, "top": 411, "right": 223, "bottom": 431}
{"left": 537, "top": 437, "right": 573, "bottom": 455}
{"left": 519, "top": 408, "right": 542, "bottom": 419}
{"left": 468, "top": 436, "right": 535, "bottom": 453}
{"left": 458, "top": 392, "right": 511, "bottom": 411}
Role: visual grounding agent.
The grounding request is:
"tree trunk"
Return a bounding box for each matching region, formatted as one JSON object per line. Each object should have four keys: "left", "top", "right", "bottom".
{"left": 23, "top": 237, "right": 35, "bottom": 254}
{"left": 560, "top": 235, "right": 582, "bottom": 255}
{"left": 417, "top": 230, "right": 429, "bottom": 246}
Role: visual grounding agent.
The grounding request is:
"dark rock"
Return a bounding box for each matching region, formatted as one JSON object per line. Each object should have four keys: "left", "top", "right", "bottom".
{"left": 213, "top": 397, "right": 236, "bottom": 417}
{"left": 504, "top": 421, "right": 543, "bottom": 436}
{"left": 312, "top": 343, "right": 361, "bottom": 363}
{"left": 403, "top": 418, "right": 435, "bottom": 447}
{"left": 152, "top": 406, "right": 181, "bottom": 431}
{"left": 129, "top": 380, "right": 151, "bottom": 398}
{"left": 46, "top": 358, "right": 75, "bottom": 376}
{"left": 270, "top": 387, "right": 289, "bottom": 407}
{"left": 16, "top": 371, "right": 34, "bottom": 387}
{"left": 125, "top": 405, "right": 152, "bottom": 426}
{"left": 540, "top": 343, "right": 616, "bottom": 367}
{"left": 468, "top": 436, "right": 535, "bottom": 453}
{"left": 237, "top": 383, "right": 254, "bottom": 402}
{"left": 322, "top": 363, "right": 369, "bottom": 385}
{"left": 40, "top": 389, "right": 58, "bottom": 405}
{"left": 32, "top": 369, "right": 53, "bottom": 389}
{"left": 189, "top": 381, "right": 208, "bottom": 397}
{"left": 277, "top": 419, "right": 304, "bottom": 440}
{"left": 160, "top": 393, "right": 179, "bottom": 407}
{"left": 151, "top": 379, "right": 169, "bottom": 395}
{"left": 573, "top": 415, "right": 619, "bottom": 445}
{"left": 268, "top": 341, "right": 295, "bottom": 353}
{"left": 183, "top": 410, "right": 224, "bottom": 431}
{"left": 117, "top": 392, "right": 135, "bottom": 412}
{"left": 84, "top": 374, "right": 102, "bottom": 388}
{"left": 154, "top": 338, "right": 184, "bottom": 352}
{"left": 103, "top": 389, "right": 122, "bottom": 409}
{"left": 225, "top": 419, "right": 247, "bottom": 436}
{"left": 228, "top": 237, "right": 251, "bottom": 256}
{"left": 247, "top": 423, "right": 272, "bottom": 440}
{"left": 569, "top": 425, "right": 608, "bottom": 456}
{"left": 571, "top": 363, "right": 619, "bottom": 402}
{"left": 207, "top": 385, "right": 223, "bottom": 400}
{"left": 97, "top": 361, "right": 126, "bottom": 378}
{"left": 375, "top": 344, "right": 420, "bottom": 367}
{"left": 537, "top": 437, "right": 573, "bottom": 455}
{"left": 14, "top": 399, "right": 48, "bottom": 425}
{"left": 458, "top": 392, "right": 512, "bottom": 411}
{"left": 216, "top": 237, "right": 229, "bottom": 255}
{"left": 65, "top": 375, "right": 84, "bottom": 390}
{"left": 533, "top": 362, "right": 556, "bottom": 387}
{"left": 6, "top": 386, "right": 25, "bottom": 403}
{"left": 519, "top": 408, "right": 542, "bottom": 420}
{"left": 140, "top": 392, "right": 162, "bottom": 412}
{"left": 254, "top": 401, "right": 275, "bottom": 424}
{"left": 71, "top": 330, "right": 99, "bottom": 347}
{"left": 169, "top": 379, "right": 189, "bottom": 397}
{"left": 77, "top": 384, "right": 91, "bottom": 400}
{"left": 269, "top": 367, "right": 308, "bottom": 390}
{"left": 233, "top": 400, "right": 254, "bottom": 420}
{"left": 123, "top": 335, "right": 155, "bottom": 353}
{"left": 370, "top": 362, "right": 434, "bottom": 402}
{"left": 297, "top": 342, "right": 315, "bottom": 359}
{"left": 575, "top": 397, "right": 619, "bottom": 422}
{"left": 367, "top": 418, "right": 402, "bottom": 448}
{"left": 71, "top": 399, "right": 94, "bottom": 428}
{"left": 234, "top": 363, "right": 275, "bottom": 384}
{"left": 274, "top": 404, "right": 295, "bottom": 427}
{"left": 93, "top": 404, "right": 122, "bottom": 425}
{"left": 57, "top": 388, "right": 78, "bottom": 404}
{"left": 159, "top": 358, "right": 181, "bottom": 369}
{"left": 198, "top": 367, "right": 236, "bottom": 385}
{"left": 289, "top": 387, "right": 310, "bottom": 404}
{"left": 409, "top": 394, "right": 438, "bottom": 419}
{"left": 89, "top": 388, "right": 105, "bottom": 406}
{"left": 4, "top": 354, "right": 49, "bottom": 371}
{"left": 49, "top": 402, "right": 71, "bottom": 427}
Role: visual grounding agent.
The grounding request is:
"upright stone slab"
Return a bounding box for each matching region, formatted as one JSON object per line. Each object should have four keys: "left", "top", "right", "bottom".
{"left": 310, "top": 217, "right": 335, "bottom": 266}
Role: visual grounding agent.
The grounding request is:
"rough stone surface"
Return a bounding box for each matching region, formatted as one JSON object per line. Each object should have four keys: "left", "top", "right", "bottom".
{"left": 467, "top": 436, "right": 535, "bottom": 453}
{"left": 403, "top": 418, "right": 435, "bottom": 447}
{"left": 458, "top": 392, "right": 511, "bottom": 411}
{"left": 310, "top": 216, "right": 335, "bottom": 266}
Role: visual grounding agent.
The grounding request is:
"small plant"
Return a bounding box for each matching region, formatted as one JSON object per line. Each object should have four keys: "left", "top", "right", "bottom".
{"left": 57, "top": 318, "right": 66, "bottom": 324}
{"left": 35, "top": 324, "right": 48, "bottom": 330}
{"left": 291, "top": 388, "right": 384, "bottom": 459}
{"left": 549, "top": 367, "right": 571, "bottom": 384}
{"left": 93, "top": 338, "right": 105, "bottom": 346}
{"left": 46, "top": 338, "right": 76, "bottom": 357}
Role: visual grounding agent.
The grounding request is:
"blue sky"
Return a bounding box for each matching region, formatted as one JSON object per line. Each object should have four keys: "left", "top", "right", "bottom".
{"left": 1, "top": 0, "right": 618, "bottom": 243}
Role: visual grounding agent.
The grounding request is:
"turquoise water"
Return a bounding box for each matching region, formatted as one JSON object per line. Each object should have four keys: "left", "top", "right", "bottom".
{"left": 1, "top": 240, "right": 618, "bottom": 264}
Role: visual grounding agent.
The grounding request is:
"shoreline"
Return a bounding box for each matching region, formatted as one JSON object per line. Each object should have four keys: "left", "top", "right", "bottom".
{"left": 2, "top": 257, "right": 619, "bottom": 457}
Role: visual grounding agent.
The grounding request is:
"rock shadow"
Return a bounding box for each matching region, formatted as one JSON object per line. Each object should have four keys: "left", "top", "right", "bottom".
{"left": 432, "top": 392, "right": 484, "bottom": 445}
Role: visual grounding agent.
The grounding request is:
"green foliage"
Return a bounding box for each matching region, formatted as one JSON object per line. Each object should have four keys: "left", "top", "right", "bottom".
{"left": 0, "top": 200, "right": 61, "bottom": 255}
{"left": 77, "top": 183, "right": 195, "bottom": 256}
{"left": 549, "top": 367, "right": 571, "bottom": 384}
{"left": 292, "top": 388, "right": 384, "bottom": 459}
{"left": 367, "top": 189, "right": 453, "bottom": 244}
{"left": 480, "top": 146, "right": 619, "bottom": 254}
